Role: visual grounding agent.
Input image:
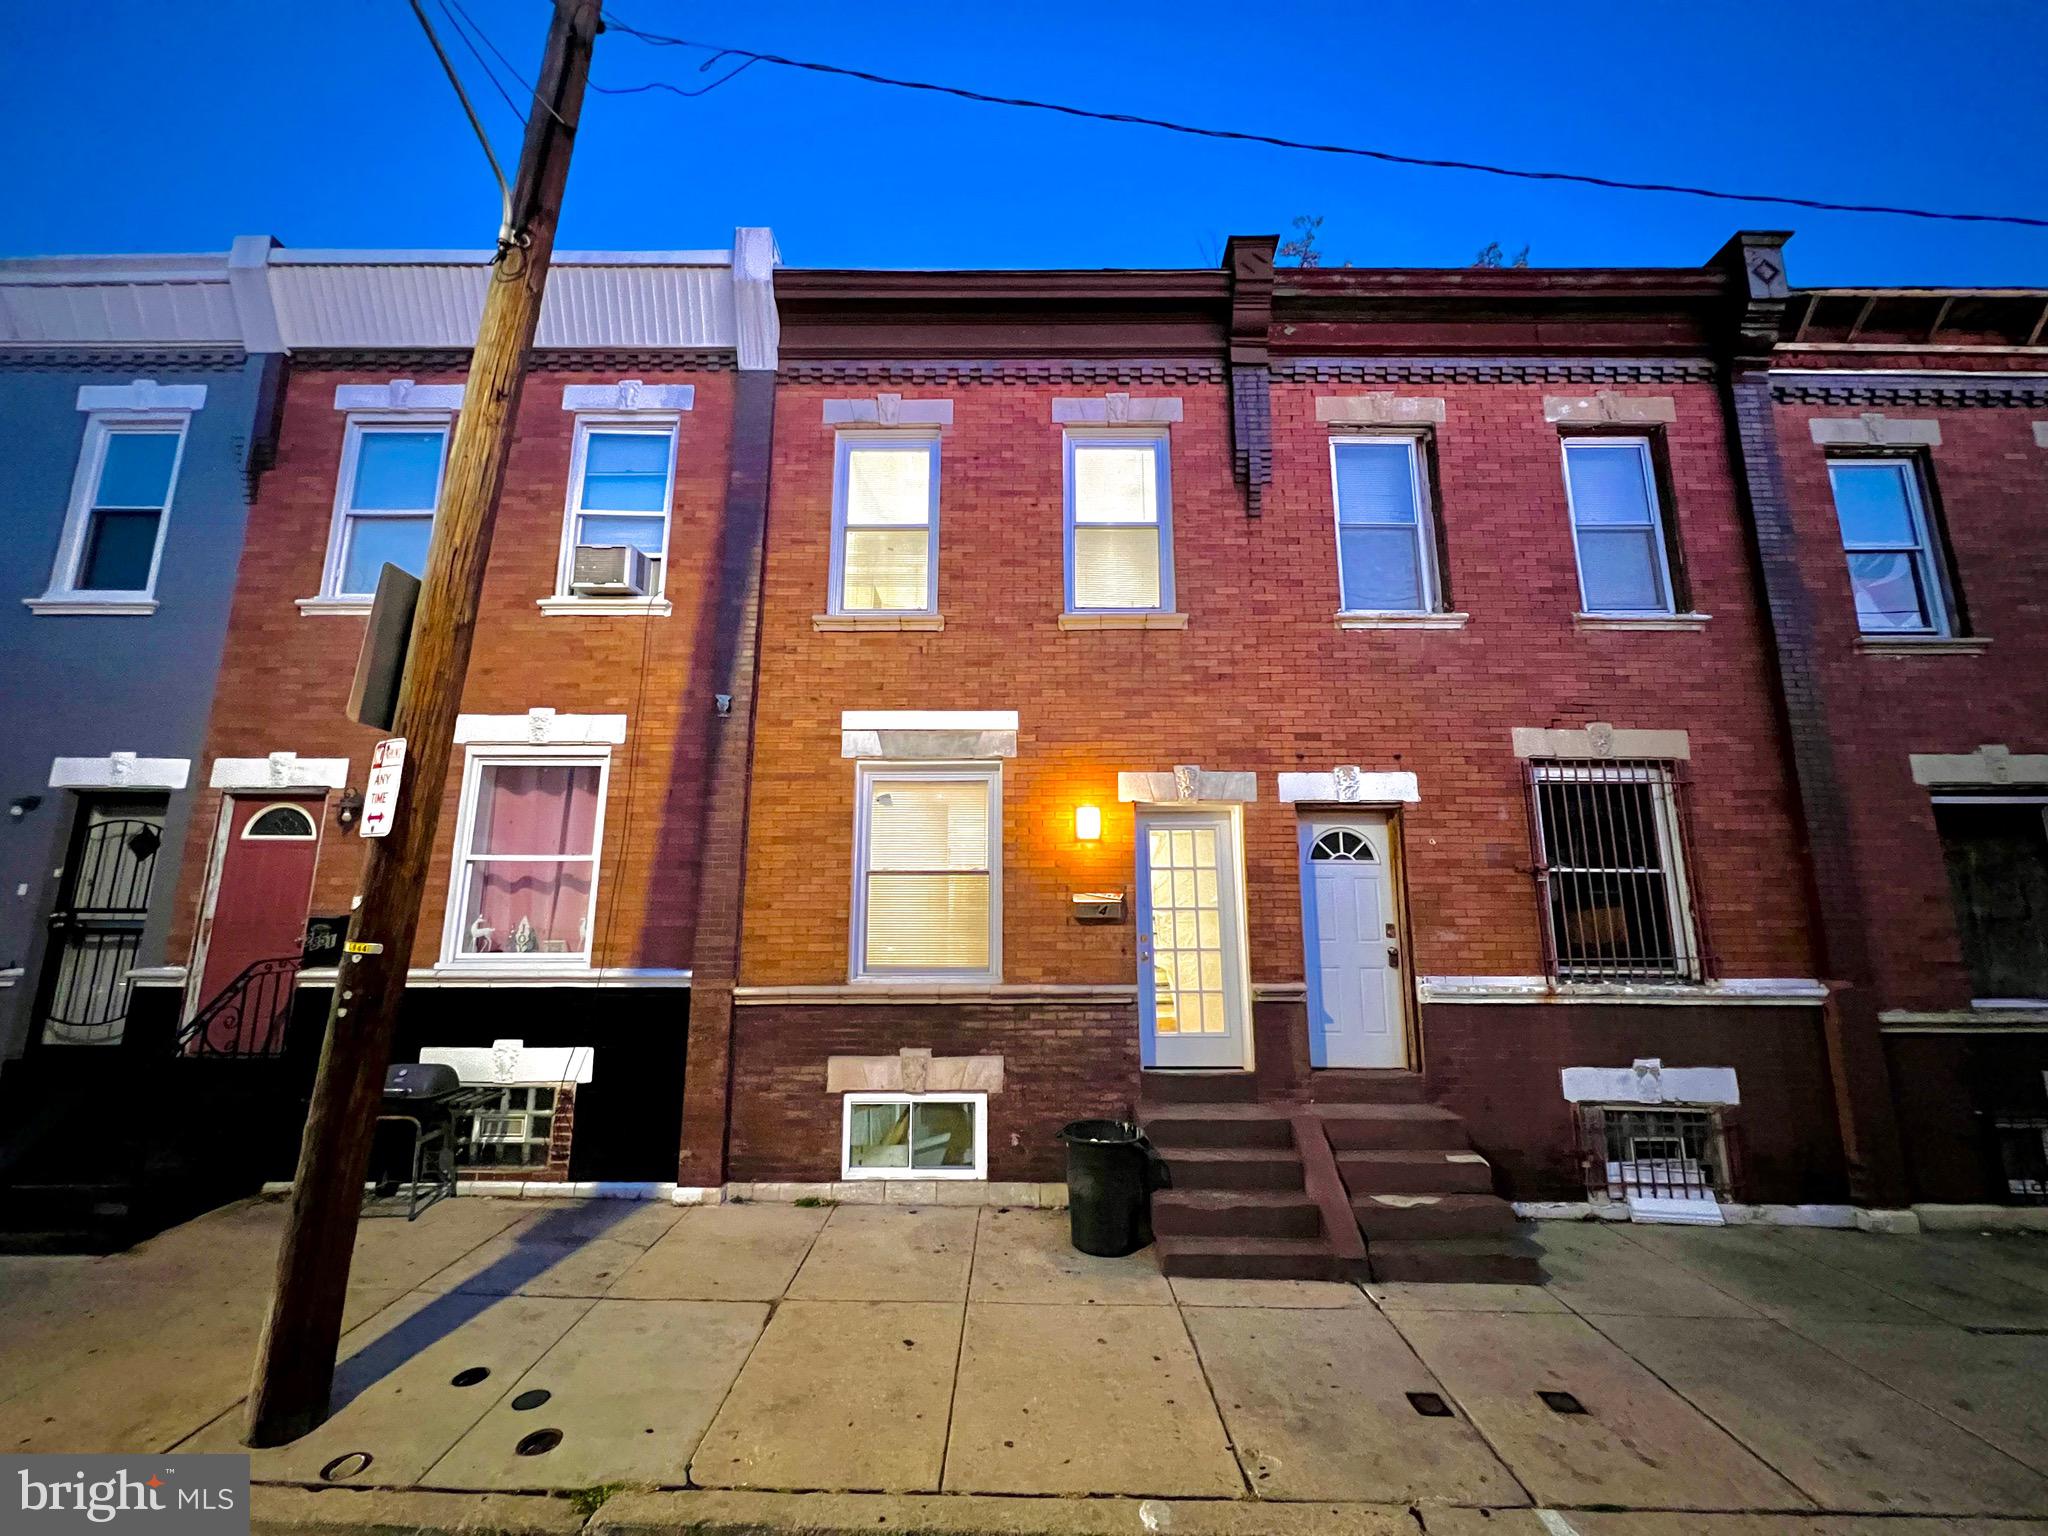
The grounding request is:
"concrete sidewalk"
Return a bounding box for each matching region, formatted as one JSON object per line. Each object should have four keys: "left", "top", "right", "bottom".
{"left": 5, "top": 1196, "right": 2048, "bottom": 1533}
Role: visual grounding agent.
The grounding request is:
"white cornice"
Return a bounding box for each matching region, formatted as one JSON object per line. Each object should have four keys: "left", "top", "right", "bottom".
{"left": 561, "top": 380, "right": 695, "bottom": 413}
{"left": 77, "top": 380, "right": 206, "bottom": 413}
{"left": 334, "top": 379, "right": 463, "bottom": 413}
{"left": 454, "top": 708, "right": 627, "bottom": 746}
{"left": 50, "top": 752, "right": 191, "bottom": 790}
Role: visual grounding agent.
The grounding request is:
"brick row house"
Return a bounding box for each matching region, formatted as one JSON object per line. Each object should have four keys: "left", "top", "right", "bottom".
{"left": 6, "top": 225, "right": 2042, "bottom": 1267}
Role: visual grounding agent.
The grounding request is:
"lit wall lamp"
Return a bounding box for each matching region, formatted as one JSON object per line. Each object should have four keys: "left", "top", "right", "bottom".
{"left": 1074, "top": 804, "right": 1102, "bottom": 842}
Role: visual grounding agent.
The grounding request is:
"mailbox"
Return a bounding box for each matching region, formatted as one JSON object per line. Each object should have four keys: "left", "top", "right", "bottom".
{"left": 1072, "top": 890, "right": 1126, "bottom": 924}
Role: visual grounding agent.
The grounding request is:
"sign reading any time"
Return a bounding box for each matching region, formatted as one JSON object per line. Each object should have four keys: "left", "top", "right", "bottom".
{"left": 359, "top": 737, "right": 406, "bottom": 838}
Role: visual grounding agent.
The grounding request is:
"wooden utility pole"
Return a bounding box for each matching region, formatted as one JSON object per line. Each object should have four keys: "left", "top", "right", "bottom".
{"left": 244, "top": 0, "right": 602, "bottom": 1447}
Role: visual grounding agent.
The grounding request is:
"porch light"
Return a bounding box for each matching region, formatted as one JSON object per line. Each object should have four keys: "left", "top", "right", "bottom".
{"left": 1075, "top": 804, "right": 1102, "bottom": 842}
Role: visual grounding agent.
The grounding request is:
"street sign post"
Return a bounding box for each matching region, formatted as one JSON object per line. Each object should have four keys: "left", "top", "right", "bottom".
{"left": 360, "top": 738, "right": 406, "bottom": 839}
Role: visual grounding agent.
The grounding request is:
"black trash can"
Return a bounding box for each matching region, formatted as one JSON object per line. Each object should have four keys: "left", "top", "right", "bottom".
{"left": 1057, "top": 1119, "right": 1156, "bottom": 1257}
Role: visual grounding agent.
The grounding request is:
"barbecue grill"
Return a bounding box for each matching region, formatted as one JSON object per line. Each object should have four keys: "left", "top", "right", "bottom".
{"left": 367, "top": 1062, "right": 499, "bottom": 1220}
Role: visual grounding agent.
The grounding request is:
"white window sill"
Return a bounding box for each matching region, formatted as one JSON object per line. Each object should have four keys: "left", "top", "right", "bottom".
{"left": 24, "top": 594, "right": 158, "bottom": 616}
{"left": 297, "top": 595, "right": 372, "bottom": 617}
{"left": 1575, "top": 612, "right": 1711, "bottom": 632}
{"left": 297, "top": 963, "right": 690, "bottom": 989}
{"left": 1335, "top": 610, "right": 1470, "bottom": 630}
{"left": 1058, "top": 611, "right": 1189, "bottom": 631}
{"left": 840, "top": 1169, "right": 987, "bottom": 1183}
{"left": 1857, "top": 634, "right": 1990, "bottom": 656}
{"left": 537, "top": 595, "right": 673, "bottom": 617}
{"left": 813, "top": 612, "right": 946, "bottom": 633}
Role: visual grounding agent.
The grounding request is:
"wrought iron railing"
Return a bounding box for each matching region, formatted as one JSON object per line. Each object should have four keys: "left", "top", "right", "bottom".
{"left": 177, "top": 956, "right": 301, "bottom": 1057}
{"left": 1575, "top": 1104, "right": 1738, "bottom": 1205}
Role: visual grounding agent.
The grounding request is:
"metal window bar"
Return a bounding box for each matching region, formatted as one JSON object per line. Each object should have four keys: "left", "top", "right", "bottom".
{"left": 39, "top": 813, "right": 163, "bottom": 1044}
{"left": 1528, "top": 759, "right": 1703, "bottom": 982}
{"left": 1988, "top": 1116, "right": 2048, "bottom": 1206}
{"left": 1576, "top": 1105, "right": 1737, "bottom": 1204}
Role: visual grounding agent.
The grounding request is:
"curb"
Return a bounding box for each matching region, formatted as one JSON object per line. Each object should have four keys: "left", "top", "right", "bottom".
{"left": 252, "top": 1485, "right": 586, "bottom": 1536}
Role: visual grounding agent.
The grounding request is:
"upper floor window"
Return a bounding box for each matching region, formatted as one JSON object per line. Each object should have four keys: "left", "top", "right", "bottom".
{"left": 853, "top": 763, "right": 1000, "bottom": 983}
{"left": 1826, "top": 459, "right": 1953, "bottom": 635}
{"left": 323, "top": 420, "right": 449, "bottom": 600}
{"left": 1065, "top": 431, "right": 1173, "bottom": 614}
{"left": 556, "top": 421, "right": 677, "bottom": 601}
{"left": 443, "top": 751, "right": 609, "bottom": 968}
{"left": 1529, "top": 759, "right": 1701, "bottom": 983}
{"left": 1331, "top": 436, "right": 1442, "bottom": 613}
{"left": 37, "top": 416, "right": 189, "bottom": 610}
{"left": 831, "top": 434, "right": 939, "bottom": 615}
{"left": 1561, "top": 438, "right": 1678, "bottom": 617}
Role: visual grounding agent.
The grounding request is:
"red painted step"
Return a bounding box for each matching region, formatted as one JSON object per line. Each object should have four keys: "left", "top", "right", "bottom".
{"left": 1152, "top": 1189, "right": 1322, "bottom": 1240}
{"left": 1318, "top": 1103, "right": 1470, "bottom": 1152}
{"left": 1350, "top": 1192, "right": 1519, "bottom": 1242}
{"left": 1138, "top": 1070, "right": 1259, "bottom": 1105}
{"left": 1338, "top": 1149, "right": 1496, "bottom": 1195}
{"left": 1161, "top": 1146, "right": 1304, "bottom": 1191}
{"left": 1140, "top": 1104, "right": 1294, "bottom": 1149}
{"left": 1307, "top": 1069, "right": 1428, "bottom": 1105}
{"left": 1155, "top": 1234, "right": 1344, "bottom": 1281}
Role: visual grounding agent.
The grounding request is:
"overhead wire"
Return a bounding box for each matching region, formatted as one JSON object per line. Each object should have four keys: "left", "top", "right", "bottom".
{"left": 598, "top": 14, "right": 2048, "bottom": 230}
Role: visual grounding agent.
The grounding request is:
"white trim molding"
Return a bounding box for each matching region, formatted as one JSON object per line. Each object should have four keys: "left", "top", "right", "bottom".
{"left": 454, "top": 708, "right": 627, "bottom": 746}
{"left": 421, "top": 1039, "right": 596, "bottom": 1086}
{"left": 1317, "top": 393, "right": 1445, "bottom": 426}
{"left": 50, "top": 752, "right": 190, "bottom": 790}
{"left": 298, "top": 965, "right": 690, "bottom": 990}
{"left": 209, "top": 752, "right": 349, "bottom": 791}
{"left": 1119, "top": 767, "right": 1257, "bottom": 804}
{"left": 295, "top": 595, "right": 372, "bottom": 617}
{"left": 2034, "top": 422, "right": 2048, "bottom": 449}
{"left": 1543, "top": 392, "right": 1677, "bottom": 425}
{"left": 1910, "top": 743, "right": 2048, "bottom": 787}
{"left": 24, "top": 599, "right": 158, "bottom": 617}
{"left": 732, "top": 225, "right": 781, "bottom": 372}
{"left": 1810, "top": 413, "right": 1941, "bottom": 448}
{"left": 1512, "top": 723, "right": 1691, "bottom": 761}
{"left": 76, "top": 380, "right": 207, "bottom": 413}
{"left": 736, "top": 982, "right": 1132, "bottom": 1007}
{"left": 333, "top": 379, "right": 465, "bottom": 412}
{"left": 840, "top": 709, "right": 1017, "bottom": 761}
{"left": 1336, "top": 611, "right": 1469, "bottom": 630}
{"left": 1277, "top": 768, "right": 1419, "bottom": 805}
{"left": 560, "top": 380, "right": 694, "bottom": 413}
{"left": 1052, "top": 393, "right": 1182, "bottom": 425}
{"left": 1421, "top": 976, "right": 1828, "bottom": 1006}
{"left": 827, "top": 1049, "right": 1003, "bottom": 1094}
{"left": 1575, "top": 613, "right": 1711, "bottom": 632}
{"left": 1561, "top": 1059, "right": 1740, "bottom": 1106}
{"left": 823, "top": 395, "right": 954, "bottom": 428}
{"left": 814, "top": 613, "right": 945, "bottom": 633}
{"left": 1058, "top": 611, "right": 1189, "bottom": 631}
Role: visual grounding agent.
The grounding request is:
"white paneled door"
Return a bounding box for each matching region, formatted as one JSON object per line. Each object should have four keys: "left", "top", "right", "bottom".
{"left": 1137, "top": 809, "right": 1249, "bottom": 1069}
{"left": 1301, "top": 816, "right": 1408, "bottom": 1069}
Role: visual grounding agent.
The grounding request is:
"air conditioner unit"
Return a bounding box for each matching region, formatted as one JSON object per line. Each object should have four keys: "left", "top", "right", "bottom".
{"left": 570, "top": 543, "right": 652, "bottom": 597}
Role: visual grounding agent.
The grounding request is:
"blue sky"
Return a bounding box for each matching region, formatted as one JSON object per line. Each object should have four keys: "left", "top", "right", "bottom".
{"left": 10, "top": 1, "right": 2046, "bottom": 283}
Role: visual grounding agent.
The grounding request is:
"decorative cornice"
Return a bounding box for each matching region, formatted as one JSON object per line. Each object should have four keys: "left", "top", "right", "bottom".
{"left": 824, "top": 394, "right": 953, "bottom": 427}
{"left": 0, "top": 347, "right": 244, "bottom": 372}
{"left": 334, "top": 378, "right": 463, "bottom": 412}
{"left": 1770, "top": 376, "right": 2048, "bottom": 408}
{"left": 780, "top": 358, "right": 1227, "bottom": 387}
{"left": 561, "top": 380, "right": 695, "bottom": 413}
{"left": 1052, "top": 392, "right": 1183, "bottom": 424}
{"left": 210, "top": 753, "right": 350, "bottom": 790}
{"left": 1118, "top": 766, "right": 1257, "bottom": 804}
{"left": 77, "top": 379, "right": 207, "bottom": 413}
{"left": 1276, "top": 357, "right": 1714, "bottom": 385}
{"left": 454, "top": 708, "right": 626, "bottom": 746}
{"left": 50, "top": 752, "right": 191, "bottom": 790}
{"left": 292, "top": 348, "right": 735, "bottom": 373}
{"left": 841, "top": 709, "right": 1018, "bottom": 760}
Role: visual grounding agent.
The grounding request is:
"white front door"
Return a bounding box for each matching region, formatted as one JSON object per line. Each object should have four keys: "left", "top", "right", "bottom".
{"left": 1137, "top": 809, "right": 1249, "bottom": 1069}
{"left": 1301, "top": 816, "right": 1407, "bottom": 1069}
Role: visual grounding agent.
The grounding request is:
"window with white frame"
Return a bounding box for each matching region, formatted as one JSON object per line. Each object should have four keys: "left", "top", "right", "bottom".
{"left": 1529, "top": 759, "right": 1701, "bottom": 982}
{"left": 1826, "top": 458, "right": 1953, "bottom": 635}
{"left": 324, "top": 420, "right": 450, "bottom": 598}
{"left": 831, "top": 433, "right": 939, "bottom": 614}
{"left": 444, "top": 752, "right": 608, "bottom": 965}
{"left": 41, "top": 416, "right": 189, "bottom": 602}
{"left": 1561, "top": 437, "right": 1678, "bottom": 616}
{"left": 1064, "top": 430, "right": 1173, "bottom": 613}
{"left": 843, "top": 1092, "right": 986, "bottom": 1179}
{"left": 1331, "top": 435, "right": 1442, "bottom": 613}
{"left": 457, "top": 1085, "right": 559, "bottom": 1169}
{"left": 557, "top": 420, "right": 677, "bottom": 596}
{"left": 853, "top": 763, "right": 1000, "bottom": 981}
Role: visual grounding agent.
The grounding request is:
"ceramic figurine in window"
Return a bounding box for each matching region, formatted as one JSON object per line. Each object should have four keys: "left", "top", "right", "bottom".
{"left": 468, "top": 915, "right": 496, "bottom": 953}
{"left": 512, "top": 915, "right": 537, "bottom": 953}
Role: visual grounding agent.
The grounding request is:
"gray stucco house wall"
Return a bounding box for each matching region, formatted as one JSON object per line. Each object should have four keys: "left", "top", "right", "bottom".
{"left": 0, "top": 245, "right": 282, "bottom": 1069}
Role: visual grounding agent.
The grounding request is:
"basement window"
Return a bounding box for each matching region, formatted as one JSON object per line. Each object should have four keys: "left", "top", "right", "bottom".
{"left": 1576, "top": 1104, "right": 1734, "bottom": 1213}
{"left": 1932, "top": 797, "right": 2048, "bottom": 1005}
{"left": 842, "top": 1092, "right": 986, "bottom": 1180}
{"left": 457, "top": 1085, "right": 559, "bottom": 1170}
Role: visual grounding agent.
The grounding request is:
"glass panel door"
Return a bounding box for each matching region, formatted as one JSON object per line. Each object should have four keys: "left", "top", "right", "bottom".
{"left": 1137, "top": 809, "right": 1247, "bottom": 1068}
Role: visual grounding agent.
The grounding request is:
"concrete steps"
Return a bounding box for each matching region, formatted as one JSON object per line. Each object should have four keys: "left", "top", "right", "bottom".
{"left": 1152, "top": 1188, "right": 1322, "bottom": 1240}
{"left": 1350, "top": 1191, "right": 1519, "bottom": 1242}
{"left": 1338, "top": 1149, "right": 1497, "bottom": 1194}
{"left": 1151, "top": 1234, "right": 1344, "bottom": 1281}
{"left": 1319, "top": 1103, "right": 1471, "bottom": 1151}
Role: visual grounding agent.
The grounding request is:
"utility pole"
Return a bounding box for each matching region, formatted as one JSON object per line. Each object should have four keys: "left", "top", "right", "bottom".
{"left": 244, "top": 0, "right": 602, "bottom": 1447}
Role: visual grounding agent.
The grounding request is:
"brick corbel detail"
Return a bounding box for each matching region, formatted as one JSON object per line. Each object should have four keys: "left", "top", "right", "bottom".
{"left": 1225, "top": 235, "right": 1276, "bottom": 517}
{"left": 1709, "top": 229, "right": 1906, "bottom": 1206}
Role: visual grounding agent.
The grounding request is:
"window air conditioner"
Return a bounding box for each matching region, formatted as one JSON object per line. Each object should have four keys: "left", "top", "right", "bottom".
{"left": 570, "top": 543, "right": 652, "bottom": 597}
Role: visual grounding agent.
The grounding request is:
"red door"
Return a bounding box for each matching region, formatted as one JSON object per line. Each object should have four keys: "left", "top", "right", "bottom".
{"left": 189, "top": 797, "right": 324, "bottom": 1053}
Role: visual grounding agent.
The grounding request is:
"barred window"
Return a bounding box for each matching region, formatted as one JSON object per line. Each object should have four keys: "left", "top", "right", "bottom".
{"left": 458, "top": 1086, "right": 557, "bottom": 1169}
{"left": 1529, "top": 760, "right": 1701, "bottom": 981}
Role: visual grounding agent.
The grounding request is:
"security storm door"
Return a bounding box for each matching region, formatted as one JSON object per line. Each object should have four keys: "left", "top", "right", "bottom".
{"left": 1137, "top": 809, "right": 1249, "bottom": 1068}
{"left": 37, "top": 796, "right": 166, "bottom": 1047}
{"left": 1300, "top": 816, "right": 1407, "bottom": 1069}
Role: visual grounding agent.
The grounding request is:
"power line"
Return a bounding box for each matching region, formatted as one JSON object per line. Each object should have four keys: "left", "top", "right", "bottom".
{"left": 432, "top": 0, "right": 525, "bottom": 130}
{"left": 601, "top": 16, "right": 2047, "bottom": 230}
{"left": 443, "top": 0, "right": 571, "bottom": 126}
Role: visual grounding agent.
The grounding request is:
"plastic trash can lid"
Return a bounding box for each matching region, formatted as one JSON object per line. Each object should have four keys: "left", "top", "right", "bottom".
{"left": 1057, "top": 1118, "right": 1141, "bottom": 1144}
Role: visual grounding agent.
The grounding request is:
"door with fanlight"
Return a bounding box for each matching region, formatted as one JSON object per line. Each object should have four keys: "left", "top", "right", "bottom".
{"left": 1136, "top": 809, "right": 1249, "bottom": 1068}
{"left": 1300, "top": 816, "right": 1407, "bottom": 1068}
